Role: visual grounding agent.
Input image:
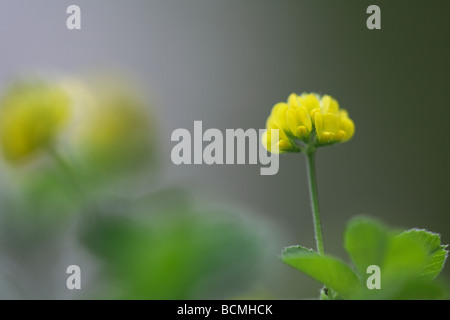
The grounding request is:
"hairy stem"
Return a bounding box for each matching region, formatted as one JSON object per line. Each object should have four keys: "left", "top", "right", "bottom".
{"left": 305, "top": 150, "right": 325, "bottom": 255}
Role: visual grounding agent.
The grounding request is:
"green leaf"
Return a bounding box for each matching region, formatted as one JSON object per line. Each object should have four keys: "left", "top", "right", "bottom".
{"left": 285, "top": 217, "right": 448, "bottom": 300}
{"left": 390, "top": 278, "right": 448, "bottom": 300}
{"left": 344, "top": 217, "right": 390, "bottom": 276}
{"left": 353, "top": 277, "right": 448, "bottom": 300}
{"left": 383, "top": 232, "right": 429, "bottom": 276}
{"left": 345, "top": 217, "right": 448, "bottom": 281}
{"left": 343, "top": 217, "right": 449, "bottom": 299}
{"left": 393, "top": 229, "right": 448, "bottom": 280}
{"left": 281, "top": 245, "right": 360, "bottom": 298}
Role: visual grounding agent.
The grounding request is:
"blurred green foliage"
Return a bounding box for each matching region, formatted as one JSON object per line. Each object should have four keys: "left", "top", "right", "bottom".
{"left": 0, "top": 73, "right": 271, "bottom": 299}
{"left": 81, "top": 204, "right": 264, "bottom": 299}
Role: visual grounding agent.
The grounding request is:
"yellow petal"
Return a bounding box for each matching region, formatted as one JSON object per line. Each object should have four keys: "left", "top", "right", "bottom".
{"left": 272, "top": 103, "right": 290, "bottom": 132}
{"left": 321, "top": 95, "right": 339, "bottom": 114}
{"left": 310, "top": 107, "right": 321, "bottom": 120}
{"left": 270, "top": 102, "right": 287, "bottom": 116}
{"left": 299, "top": 93, "right": 320, "bottom": 113}
{"left": 286, "top": 107, "right": 311, "bottom": 139}
{"left": 266, "top": 115, "right": 276, "bottom": 130}
{"left": 321, "top": 113, "right": 339, "bottom": 133}
{"left": 314, "top": 112, "right": 323, "bottom": 135}
{"left": 297, "top": 106, "right": 312, "bottom": 132}
{"left": 336, "top": 130, "right": 346, "bottom": 141}
{"left": 262, "top": 128, "right": 293, "bottom": 154}
{"left": 287, "top": 93, "right": 300, "bottom": 108}
{"left": 286, "top": 109, "right": 298, "bottom": 135}
{"left": 339, "top": 109, "right": 349, "bottom": 118}
{"left": 318, "top": 131, "right": 335, "bottom": 144}
{"left": 315, "top": 112, "right": 339, "bottom": 144}
{"left": 339, "top": 116, "right": 355, "bottom": 141}
{"left": 296, "top": 126, "right": 307, "bottom": 139}
{"left": 278, "top": 139, "right": 292, "bottom": 150}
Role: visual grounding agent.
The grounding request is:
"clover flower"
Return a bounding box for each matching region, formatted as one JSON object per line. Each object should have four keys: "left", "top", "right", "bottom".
{"left": 65, "top": 76, "right": 156, "bottom": 174}
{"left": 263, "top": 93, "right": 355, "bottom": 152}
{"left": 0, "top": 80, "right": 71, "bottom": 163}
{"left": 262, "top": 92, "right": 355, "bottom": 271}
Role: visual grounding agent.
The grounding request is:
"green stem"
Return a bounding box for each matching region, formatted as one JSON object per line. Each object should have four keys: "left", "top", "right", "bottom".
{"left": 47, "top": 147, "right": 82, "bottom": 193}
{"left": 47, "top": 146, "right": 99, "bottom": 224}
{"left": 47, "top": 146, "right": 91, "bottom": 210}
{"left": 305, "top": 150, "right": 325, "bottom": 255}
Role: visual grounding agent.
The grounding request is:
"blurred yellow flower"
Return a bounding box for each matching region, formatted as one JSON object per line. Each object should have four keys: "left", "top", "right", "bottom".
{"left": 0, "top": 80, "right": 71, "bottom": 163}
{"left": 262, "top": 92, "right": 355, "bottom": 153}
{"left": 64, "top": 76, "right": 156, "bottom": 174}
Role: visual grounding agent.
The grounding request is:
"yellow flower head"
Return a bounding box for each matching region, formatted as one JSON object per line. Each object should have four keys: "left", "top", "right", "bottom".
{"left": 262, "top": 92, "right": 355, "bottom": 153}
{"left": 65, "top": 76, "right": 156, "bottom": 173}
{"left": 0, "top": 80, "right": 71, "bottom": 163}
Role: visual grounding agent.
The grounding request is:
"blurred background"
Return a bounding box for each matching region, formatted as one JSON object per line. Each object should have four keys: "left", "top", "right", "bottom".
{"left": 0, "top": 0, "right": 449, "bottom": 299}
